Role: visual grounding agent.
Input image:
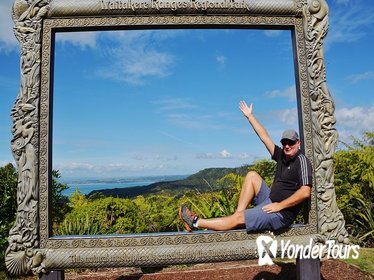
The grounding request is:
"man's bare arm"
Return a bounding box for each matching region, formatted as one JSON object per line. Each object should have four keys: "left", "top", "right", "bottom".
{"left": 239, "top": 101, "right": 275, "bottom": 156}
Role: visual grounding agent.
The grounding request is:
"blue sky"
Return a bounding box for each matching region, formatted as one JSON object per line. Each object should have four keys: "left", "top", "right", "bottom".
{"left": 1, "top": 0, "right": 373, "bottom": 179}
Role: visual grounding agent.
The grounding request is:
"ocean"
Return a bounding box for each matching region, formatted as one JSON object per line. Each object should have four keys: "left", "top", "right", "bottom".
{"left": 62, "top": 181, "right": 155, "bottom": 197}
{"left": 62, "top": 175, "right": 188, "bottom": 197}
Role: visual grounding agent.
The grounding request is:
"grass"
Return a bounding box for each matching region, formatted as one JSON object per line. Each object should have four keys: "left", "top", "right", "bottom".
{"left": 342, "top": 247, "right": 374, "bottom": 275}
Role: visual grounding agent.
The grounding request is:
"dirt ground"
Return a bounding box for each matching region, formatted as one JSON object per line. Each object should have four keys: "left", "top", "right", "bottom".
{"left": 58, "top": 259, "right": 373, "bottom": 280}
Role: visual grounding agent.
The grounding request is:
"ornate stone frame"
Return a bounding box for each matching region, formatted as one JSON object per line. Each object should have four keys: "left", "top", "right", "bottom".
{"left": 6, "top": 0, "right": 348, "bottom": 276}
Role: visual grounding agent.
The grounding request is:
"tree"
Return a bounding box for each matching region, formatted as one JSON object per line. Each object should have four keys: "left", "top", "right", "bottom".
{"left": 334, "top": 131, "right": 374, "bottom": 246}
{"left": 248, "top": 159, "right": 276, "bottom": 187}
{"left": 0, "top": 165, "right": 71, "bottom": 259}
{"left": 0, "top": 163, "right": 17, "bottom": 270}
{"left": 51, "top": 170, "right": 71, "bottom": 225}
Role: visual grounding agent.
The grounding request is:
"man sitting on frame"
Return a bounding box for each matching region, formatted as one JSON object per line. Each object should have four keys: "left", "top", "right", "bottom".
{"left": 180, "top": 101, "right": 312, "bottom": 232}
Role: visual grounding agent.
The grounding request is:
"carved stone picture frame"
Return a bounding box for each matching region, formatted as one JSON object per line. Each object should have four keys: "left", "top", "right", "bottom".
{"left": 6, "top": 0, "right": 349, "bottom": 276}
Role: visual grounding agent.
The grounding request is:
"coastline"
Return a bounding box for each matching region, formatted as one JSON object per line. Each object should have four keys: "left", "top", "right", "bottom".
{"left": 62, "top": 174, "right": 189, "bottom": 197}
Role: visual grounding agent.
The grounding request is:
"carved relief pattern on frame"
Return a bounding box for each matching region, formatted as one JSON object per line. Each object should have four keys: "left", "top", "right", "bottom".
{"left": 38, "top": 14, "right": 317, "bottom": 252}
{"left": 304, "top": 0, "right": 349, "bottom": 244}
{"left": 5, "top": 0, "right": 50, "bottom": 276}
{"left": 294, "top": 15, "right": 318, "bottom": 229}
{"left": 6, "top": 0, "right": 348, "bottom": 275}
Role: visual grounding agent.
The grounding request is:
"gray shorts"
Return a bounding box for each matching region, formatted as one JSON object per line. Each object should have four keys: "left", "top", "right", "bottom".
{"left": 244, "top": 180, "right": 286, "bottom": 232}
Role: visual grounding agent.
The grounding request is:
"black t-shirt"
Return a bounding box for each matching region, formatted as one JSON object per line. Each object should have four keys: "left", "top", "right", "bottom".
{"left": 269, "top": 145, "right": 313, "bottom": 225}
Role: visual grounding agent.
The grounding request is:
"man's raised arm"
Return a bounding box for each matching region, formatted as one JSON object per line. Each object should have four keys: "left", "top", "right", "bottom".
{"left": 239, "top": 101, "right": 275, "bottom": 156}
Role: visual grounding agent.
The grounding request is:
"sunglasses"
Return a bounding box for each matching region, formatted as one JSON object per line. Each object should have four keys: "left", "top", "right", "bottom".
{"left": 281, "top": 139, "right": 297, "bottom": 147}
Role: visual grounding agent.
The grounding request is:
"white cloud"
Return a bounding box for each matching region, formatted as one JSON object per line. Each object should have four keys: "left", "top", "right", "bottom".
{"left": 335, "top": 104, "right": 374, "bottom": 141}
{"left": 266, "top": 85, "right": 296, "bottom": 101}
{"left": 347, "top": 71, "right": 374, "bottom": 84}
{"left": 153, "top": 97, "right": 234, "bottom": 131}
{"left": 195, "top": 149, "right": 256, "bottom": 162}
{"left": 53, "top": 29, "right": 182, "bottom": 85}
{"left": 131, "top": 154, "right": 148, "bottom": 160}
{"left": 270, "top": 108, "right": 298, "bottom": 127}
{"left": 153, "top": 99, "right": 228, "bottom": 131}
{"left": 54, "top": 161, "right": 171, "bottom": 178}
{"left": 220, "top": 149, "right": 232, "bottom": 158}
{"left": 0, "top": 1, "right": 98, "bottom": 53}
{"left": 95, "top": 30, "right": 179, "bottom": 85}
{"left": 238, "top": 152, "right": 250, "bottom": 159}
{"left": 196, "top": 150, "right": 240, "bottom": 160}
{"left": 216, "top": 55, "right": 227, "bottom": 66}
{"left": 0, "top": 0, "right": 20, "bottom": 53}
{"left": 325, "top": 1, "right": 374, "bottom": 49}
{"left": 124, "top": 51, "right": 173, "bottom": 82}
{"left": 96, "top": 49, "right": 174, "bottom": 85}
{"left": 56, "top": 32, "right": 97, "bottom": 49}
{"left": 195, "top": 153, "right": 212, "bottom": 159}
{"left": 256, "top": 102, "right": 374, "bottom": 150}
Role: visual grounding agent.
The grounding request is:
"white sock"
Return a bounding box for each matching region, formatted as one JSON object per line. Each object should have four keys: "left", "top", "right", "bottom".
{"left": 193, "top": 219, "right": 200, "bottom": 228}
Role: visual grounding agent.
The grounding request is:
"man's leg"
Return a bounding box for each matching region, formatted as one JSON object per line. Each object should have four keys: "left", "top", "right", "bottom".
{"left": 236, "top": 171, "right": 263, "bottom": 212}
{"left": 196, "top": 211, "right": 245, "bottom": 231}
{"left": 196, "top": 190, "right": 277, "bottom": 232}
{"left": 180, "top": 171, "right": 265, "bottom": 232}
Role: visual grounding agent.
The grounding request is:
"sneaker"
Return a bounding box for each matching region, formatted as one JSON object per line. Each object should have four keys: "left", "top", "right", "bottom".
{"left": 179, "top": 204, "right": 199, "bottom": 232}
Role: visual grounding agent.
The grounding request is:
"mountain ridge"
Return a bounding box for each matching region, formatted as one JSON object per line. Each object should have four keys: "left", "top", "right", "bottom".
{"left": 88, "top": 165, "right": 251, "bottom": 199}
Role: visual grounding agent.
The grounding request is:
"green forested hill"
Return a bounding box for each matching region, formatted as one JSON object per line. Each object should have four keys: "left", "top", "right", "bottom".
{"left": 88, "top": 165, "right": 251, "bottom": 199}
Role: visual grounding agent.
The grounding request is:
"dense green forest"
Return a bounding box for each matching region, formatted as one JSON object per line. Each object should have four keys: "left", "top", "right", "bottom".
{"left": 1, "top": 132, "right": 373, "bottom": 272}
{"left": 53, "top": 160, "right": 278, "bottom": 235}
